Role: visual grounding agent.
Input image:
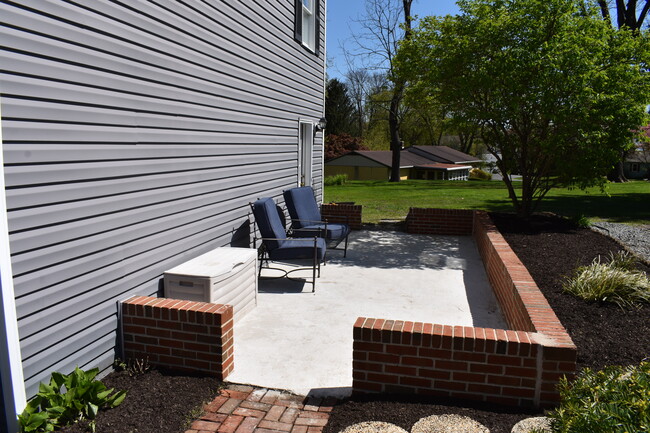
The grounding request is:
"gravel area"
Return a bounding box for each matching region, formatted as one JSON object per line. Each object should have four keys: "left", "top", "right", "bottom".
{"left": 590, "top": 222, "right": 650, "bottom": 264}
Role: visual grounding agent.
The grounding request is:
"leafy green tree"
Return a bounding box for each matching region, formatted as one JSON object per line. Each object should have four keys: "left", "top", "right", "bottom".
{"left": 398, "top": 0, "right": 650, "bottom": 217}
{"left": 325, "top": 78, "right": 357, "bottom": 136}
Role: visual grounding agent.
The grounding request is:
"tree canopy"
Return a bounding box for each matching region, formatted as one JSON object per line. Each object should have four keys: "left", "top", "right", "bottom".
{"left": 397, "top": 0, "right": 650, "bottom": 217}
{"left": 324, "top": 78, "right": 357, "bottom": 136}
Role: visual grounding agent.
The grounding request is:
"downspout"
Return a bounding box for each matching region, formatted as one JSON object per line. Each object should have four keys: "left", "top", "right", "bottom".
{"left": 0, "top": 95, "right": 26, "bottom": 431}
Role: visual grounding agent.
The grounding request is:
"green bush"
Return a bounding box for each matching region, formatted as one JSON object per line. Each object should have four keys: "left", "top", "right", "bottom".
{"left": 562, "top": 251, "right": 650, "bottom": 307}
{"left": 324, "top": 174, "right": 348, "bottom": 186}
{"left": 570, "top": 214, "right": 591, "bottom": 228}
{"left": 18, "top": 367, "right": 126, "bottom": 432}
{"left": 549, "top": 362, "right": 650, "bottom": 433}
{"left": 469, "top": 167, "right": 492, "bottom": 180}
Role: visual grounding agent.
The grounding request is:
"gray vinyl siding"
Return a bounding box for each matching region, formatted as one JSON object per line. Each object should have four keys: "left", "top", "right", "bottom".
{"left": 1, "top": 0, "right": 325, "bottom": 397}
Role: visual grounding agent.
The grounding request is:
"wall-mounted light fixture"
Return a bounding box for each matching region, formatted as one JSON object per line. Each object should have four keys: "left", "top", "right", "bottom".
{"left": 314, "top": 117, "right": 327, "bottom": 132}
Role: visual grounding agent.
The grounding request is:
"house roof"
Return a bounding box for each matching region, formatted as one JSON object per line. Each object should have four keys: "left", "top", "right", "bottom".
{"left": 414, "top": 163, "right": 472, "bottom": 171}
{"left": 326, "top": 146, "right": 481, "bottom": 168}
{"left": 338, "top": 150, "right": 434, "bottom": 168}
{"left": 408, "top": 146, "right": 482, "bottom": 164}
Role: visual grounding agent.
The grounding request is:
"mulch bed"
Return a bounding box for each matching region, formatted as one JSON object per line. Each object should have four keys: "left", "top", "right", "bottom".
{"left": 60, "top": 213, "right": 649, "bottom": 433}
{"left": 59, "top": 369, "right": 221, "bottom": 433}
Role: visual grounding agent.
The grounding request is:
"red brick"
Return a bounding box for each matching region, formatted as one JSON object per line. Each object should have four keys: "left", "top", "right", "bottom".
{"left": 419, "top": 368, "right": 450, "bottom": 380}
{"left": 191, "top": 420, "right": 220, "bottom": 431}
{"left": 435, "top": 360, "right": 468, "bottom": 371}
{"left": 258, "top": 419, "right": 293, "bottom": 431}
{"left": 264, "top": 405, "right": 286, "bottom": 421}
{"left": 218, "top": 415, "right": 244, "bottom": 433}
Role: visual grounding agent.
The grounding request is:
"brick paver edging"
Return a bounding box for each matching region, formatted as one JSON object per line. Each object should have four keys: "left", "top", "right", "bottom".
{"left": 354, "top": 208, "right": 576, "bottom": 408}
{"left": 122, "top": 296, "right": 234, "bottom": 379}
{"left": 186, "top": 384, "right": 335, "bottom": 433}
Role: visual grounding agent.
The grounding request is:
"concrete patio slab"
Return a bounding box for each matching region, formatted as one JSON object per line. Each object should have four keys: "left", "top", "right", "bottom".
{"left": 226, "top": 230, "right": 506, "bottom": 398}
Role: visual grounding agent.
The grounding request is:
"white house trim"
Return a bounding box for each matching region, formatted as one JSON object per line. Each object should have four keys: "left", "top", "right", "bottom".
{"left": 0, "top": 99, "right": 27, "bottom": 433}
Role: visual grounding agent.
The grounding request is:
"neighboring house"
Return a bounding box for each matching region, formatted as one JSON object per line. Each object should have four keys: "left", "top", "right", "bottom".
{"left": 325, "top": 146, "right": 480, "bottom": 181}
{"left": 0, "top": 1, "right": 326, "bottom": 429}
{"left": 624, "top": 151, "right": 650, "bottom": 179}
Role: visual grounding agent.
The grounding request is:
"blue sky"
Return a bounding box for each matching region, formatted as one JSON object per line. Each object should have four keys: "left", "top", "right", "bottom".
{"left": 326, "top": 0, "right": 461, "bottom": 80}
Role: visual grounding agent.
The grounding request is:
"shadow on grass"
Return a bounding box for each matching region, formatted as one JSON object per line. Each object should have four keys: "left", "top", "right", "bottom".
{"left": 536, "top": 193, "right": 650, "bottom": 223}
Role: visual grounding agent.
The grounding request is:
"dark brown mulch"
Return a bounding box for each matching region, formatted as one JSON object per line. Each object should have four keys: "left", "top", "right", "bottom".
{"left": 59, "top": 369, "right": 221, "bottom": 433}
{"left": 60, "top": 213, "right": 649, "bottom": 433}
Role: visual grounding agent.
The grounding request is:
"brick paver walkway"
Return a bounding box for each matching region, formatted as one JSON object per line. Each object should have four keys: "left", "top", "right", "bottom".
{"left": 186, "top": 384, "right": 336, "bottom": 433}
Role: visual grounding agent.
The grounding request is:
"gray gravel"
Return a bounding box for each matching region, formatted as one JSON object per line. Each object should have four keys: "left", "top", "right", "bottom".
{"left": 590, "top": 222, "right": 650, "bottom": 265}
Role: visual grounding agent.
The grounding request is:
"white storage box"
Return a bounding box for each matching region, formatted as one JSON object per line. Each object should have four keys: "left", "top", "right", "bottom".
{"left": 164, "top": 247, "right": 258, "bottom": 322}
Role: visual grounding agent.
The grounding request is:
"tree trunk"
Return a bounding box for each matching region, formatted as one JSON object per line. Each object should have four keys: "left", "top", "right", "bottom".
{"left": 388, "top": 0, "right": 413, "bottom": 182}
{"left": 389, "top": 90, "right": 402, "bottom": 182}
{"left": 608, "top": 158, "right": 628, "bottom": 183}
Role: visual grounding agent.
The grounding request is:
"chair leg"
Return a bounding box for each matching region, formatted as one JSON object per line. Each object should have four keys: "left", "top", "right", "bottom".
{"left": 312, "top": 237, "right": 317, "bottom": 293}
{"left": 343, "top": 233, "right": 349, "bottom": 258}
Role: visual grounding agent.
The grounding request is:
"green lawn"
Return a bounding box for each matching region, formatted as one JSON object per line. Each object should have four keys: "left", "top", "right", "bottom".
{"left": 324, "top": 179, "right": 650, "bottom": 225}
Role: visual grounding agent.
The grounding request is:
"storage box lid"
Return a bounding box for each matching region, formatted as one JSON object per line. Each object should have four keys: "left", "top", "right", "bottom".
{"left": 165, "top": 247, "right": 257, "bottom": 279}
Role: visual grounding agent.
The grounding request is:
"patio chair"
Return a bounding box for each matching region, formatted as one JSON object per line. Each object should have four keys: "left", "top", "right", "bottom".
{"left": 250, "top": 197, "right": 326, "bottom": 292}
{"left": 283, "top": 186, "right": 350, "bottom": 257}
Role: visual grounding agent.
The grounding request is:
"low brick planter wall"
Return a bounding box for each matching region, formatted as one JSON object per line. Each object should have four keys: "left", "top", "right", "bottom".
{"left": 405, "top": 208, "right": 474, "bottom": 235}
{"left": 353, "top": 208, "right": 576, "bottom": 408}
{"left": 121, "top": 296, "right": 234, "bottom": 380}
{"left": 321, "top": 203, "right": 362, "bottom": 230}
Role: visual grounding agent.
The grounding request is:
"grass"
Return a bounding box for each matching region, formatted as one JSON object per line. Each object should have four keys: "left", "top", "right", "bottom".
{"left": 323, "top": 179, "right": 650, "bottom": 224}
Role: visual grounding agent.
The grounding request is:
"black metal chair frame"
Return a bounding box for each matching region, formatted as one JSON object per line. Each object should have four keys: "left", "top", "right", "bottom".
{"left": 250, "top": 203, "right": 325, "bottom": 292}
{"left": 288, "top": 217, "right": 349, "bottom": 258}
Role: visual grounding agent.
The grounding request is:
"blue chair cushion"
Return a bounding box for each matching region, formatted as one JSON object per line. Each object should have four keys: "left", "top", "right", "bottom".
{"left": 292, "top": 223, "right": 350, "bottom": 242}
{"left": 252, "top": 197, "right": 287, "bottom": 250}
{"left": 283, "top": 186, "right": 322, "bottom": 229}
{"left": 268, "top": 237, "right": 327, "bottom": 261}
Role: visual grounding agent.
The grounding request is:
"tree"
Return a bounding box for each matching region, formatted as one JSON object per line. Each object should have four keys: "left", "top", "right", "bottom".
{"left": 344, "top": 0, "right": 413, "bottom": 182}
{"left": 398, "top": 0, "right": 650, "bottom": 217}
{"left": 596, "top": 0, "right": 649, "bottom": 31}
{"left": 595, "top": 0, "right": 650, "bottom": 181}
{"left": 345, "top": 68, "right": 370, "bottom": 137}
{"left": 324, "top": 78, "right": 357, "bottom": 136}
{"left": 325, "top": 133, "right": 368, "bottom": 160}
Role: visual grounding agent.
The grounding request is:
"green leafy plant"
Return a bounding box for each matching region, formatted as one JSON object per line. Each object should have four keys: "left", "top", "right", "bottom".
{"left": 563, "top": 251, "right": 650, "bottom": 307}
{"left": 571, "top": 214, "right": 591, "bottom": 228}
{"left": 18, "top": 367, "right": 127, "bottom": 432}
{"left": 324, "top": 174, "right": 348, "bottom": 186}
{"left": 548, "top": 362, "right": 650, "bottom": 432}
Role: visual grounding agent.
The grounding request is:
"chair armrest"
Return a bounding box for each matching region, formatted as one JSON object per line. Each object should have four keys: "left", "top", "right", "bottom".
{"left": 291, "top": 218, "right": 327, "bottom": 225}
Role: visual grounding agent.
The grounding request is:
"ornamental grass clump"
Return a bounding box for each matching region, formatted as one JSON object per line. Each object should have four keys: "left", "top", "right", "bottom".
{"left": 549, "top": 362, "right": 650, "bottom": 433}
{"left": 563, "top": 251, "right": 650, "bottom": 307}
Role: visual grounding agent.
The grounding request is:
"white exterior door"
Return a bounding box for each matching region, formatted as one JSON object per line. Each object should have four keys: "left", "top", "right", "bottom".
{"left": 298, "top": 121, "right": 314, "bottom": 187}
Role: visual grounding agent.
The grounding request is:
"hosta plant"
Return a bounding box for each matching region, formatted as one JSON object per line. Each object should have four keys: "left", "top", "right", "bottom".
{"left": 18, "top": 367, "right": 126, "bottom": 432}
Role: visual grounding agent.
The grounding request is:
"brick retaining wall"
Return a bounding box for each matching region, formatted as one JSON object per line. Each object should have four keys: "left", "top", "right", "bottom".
{"left": 122, "top": 296, "right": 234, "bottom": 380}
{"left": 353, "top": 208, "right": 576, "bottom": 408}
{"left": 321, "top": 203, "right": 363, "bottom": 230}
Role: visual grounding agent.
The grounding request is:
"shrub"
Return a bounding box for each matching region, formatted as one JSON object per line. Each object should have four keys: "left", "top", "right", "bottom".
{"left": 469, "top": 167, "right": 492, "bottom": 180}
{"left": 325, "top": 133, "right": 367, "bottom": 160}
{"left": 549, "top": 362, "right": 650, "bottom": 433}
{"left": 324, "top": 174, "right": 348, "bottom": 186}
{"left": 562, "top": 251, "right": 650, "bottom": 307}
{"left": 570, "top": 214, "right": 591, "bottom": 228}
{"left": 18, "top": 367, "right": 126, "bottom": 432}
